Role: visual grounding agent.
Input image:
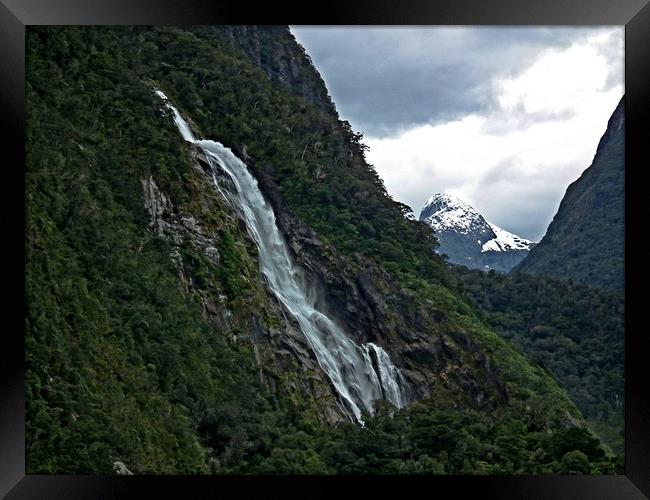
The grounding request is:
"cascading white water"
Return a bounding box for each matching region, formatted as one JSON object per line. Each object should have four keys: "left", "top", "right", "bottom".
{"left": 155, "top": 89, "right": 408, "bottom": 421}
{"left": 365, "top": 343, "right": 407, "bottom": 409}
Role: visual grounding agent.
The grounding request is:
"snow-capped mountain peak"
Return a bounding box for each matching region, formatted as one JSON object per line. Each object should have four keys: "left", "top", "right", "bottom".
{"left": 418, "top": 193, "right": 536, "bottom": 273}
{"left": 420, "top": 193, "right": 484, "bottom": 234}
{"left": 423, "top": 192, "right": 474, "bottom": 212}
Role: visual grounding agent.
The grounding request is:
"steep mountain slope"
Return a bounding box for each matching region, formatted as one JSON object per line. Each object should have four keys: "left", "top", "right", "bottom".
{"left": 420, "top": 193, "right": 535, "bottom": 272}
{"left": 26, "top": 26, "right": 616, "bottom": 474}
{"left": 185, "top": 26, "right": 336, "bottom": 115}
{"left": 513, "top": 98, "right": 624, "bottom": 289}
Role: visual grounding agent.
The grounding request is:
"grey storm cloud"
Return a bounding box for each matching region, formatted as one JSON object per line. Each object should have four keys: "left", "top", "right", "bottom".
{"left": 291, "top": 26, "right": 602, "bottom": 138}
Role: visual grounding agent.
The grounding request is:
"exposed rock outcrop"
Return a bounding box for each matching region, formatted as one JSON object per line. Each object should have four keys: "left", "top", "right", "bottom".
{"left": 113, "top": 461, "right": 133, "bottom": 475}
{"left": 141, "top": 175, "right": 173, "bottom": 236}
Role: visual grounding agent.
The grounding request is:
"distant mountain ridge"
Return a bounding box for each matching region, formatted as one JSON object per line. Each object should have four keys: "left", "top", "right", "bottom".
{"left": 513, "top": 97, "right": 624, "bottom": 289}
{"left": 419, "top": 193, "right": 536, "bottom": 273}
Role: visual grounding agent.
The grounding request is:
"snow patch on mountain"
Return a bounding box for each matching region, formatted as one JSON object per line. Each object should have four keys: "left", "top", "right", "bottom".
{"left": 482, "top": 222, "right": 535, "bottom": 252}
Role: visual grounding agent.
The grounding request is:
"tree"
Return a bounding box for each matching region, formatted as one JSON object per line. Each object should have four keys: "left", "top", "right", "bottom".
{"left": 560, "top": 450, "right": 591, "bottom": 474}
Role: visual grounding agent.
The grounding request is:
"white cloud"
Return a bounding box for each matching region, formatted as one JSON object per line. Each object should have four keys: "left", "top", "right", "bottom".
{"left": 364, "top": 28, "right": 623, "bottom": 240}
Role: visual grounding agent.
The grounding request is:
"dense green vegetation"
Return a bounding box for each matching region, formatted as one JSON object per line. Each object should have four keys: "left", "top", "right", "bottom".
{"left": 452, "top": 268, "right": 624, "bottom": 454}
{"left": 26, "top": 26, "right": 621, "bottom": 475}
{"left": 513, "top": 98, "right": 624, "bottom": 289}
{"left": 198, "top": 401, "right": 620, "bottom": 474}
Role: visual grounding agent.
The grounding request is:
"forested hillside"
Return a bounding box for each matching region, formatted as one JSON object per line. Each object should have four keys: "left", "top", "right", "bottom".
{"left": 25, "top": 26, "right": 619, "bottom": 475}
{"left": 452, "top": 268, "right": 624, "bottom": 455}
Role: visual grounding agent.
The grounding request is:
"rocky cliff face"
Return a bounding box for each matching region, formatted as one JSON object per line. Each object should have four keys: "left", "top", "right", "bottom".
{"left": 513, "top": 98, "right": 624, "bottom": 289}
{"left": 419, "top": 193, "right": 536, "bottom": 273}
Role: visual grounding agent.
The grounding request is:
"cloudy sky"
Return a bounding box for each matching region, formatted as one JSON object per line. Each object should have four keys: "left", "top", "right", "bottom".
{"left": 291, "top": 27, "right": 623, "bottom": 241}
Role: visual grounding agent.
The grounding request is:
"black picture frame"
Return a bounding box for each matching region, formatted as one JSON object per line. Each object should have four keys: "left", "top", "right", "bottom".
{"left": 2, "top": 0, "right": 648, "bottom": 498}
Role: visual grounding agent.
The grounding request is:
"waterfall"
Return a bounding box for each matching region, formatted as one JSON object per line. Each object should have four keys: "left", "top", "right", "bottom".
{"left": 155, "top": 89, "right": 409, "bottom": 421}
